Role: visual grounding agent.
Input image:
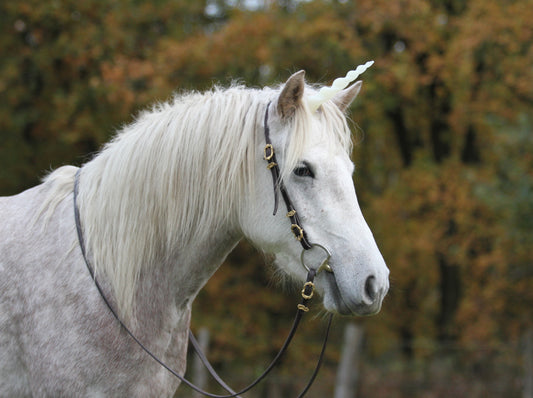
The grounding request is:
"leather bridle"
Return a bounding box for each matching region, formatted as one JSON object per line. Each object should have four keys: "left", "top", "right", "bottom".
{"left": 73, "top": 101, "right": 334, "bottom": 397}
{"left": 263, "top": 102, "right": 313, "bottom": 249}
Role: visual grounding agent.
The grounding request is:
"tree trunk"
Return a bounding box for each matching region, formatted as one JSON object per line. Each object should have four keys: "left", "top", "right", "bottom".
{"left": 437, "top": 253, "right": 461, "bottom": 344}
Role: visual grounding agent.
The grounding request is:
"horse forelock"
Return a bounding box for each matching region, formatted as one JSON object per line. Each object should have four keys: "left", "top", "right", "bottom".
{"left": 41, "top": 83, "right": 354, "bottom": 318}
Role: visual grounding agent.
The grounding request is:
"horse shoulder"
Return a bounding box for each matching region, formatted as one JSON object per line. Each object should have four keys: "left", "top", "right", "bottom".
{"left": 0, "top": 180, "right": 188, "bottom": 397}
{"left": 0, "top": 182, "right": 109, "bottom": 395}
{"left": 0, "top": 182, "right": 66, "bottom": 396}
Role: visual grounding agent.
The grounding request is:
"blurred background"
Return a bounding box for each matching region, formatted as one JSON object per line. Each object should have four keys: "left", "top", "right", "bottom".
{"left": 1, "top": 0, "right": 532, "bottom": 396}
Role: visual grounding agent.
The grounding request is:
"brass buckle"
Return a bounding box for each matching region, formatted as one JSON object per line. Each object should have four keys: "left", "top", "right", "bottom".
{"left": 264, "top": 144, "right": 274, "bottom": 161}
{"left": 300, "top": 244, "right": 333, "bottom": 274}
{"left": 301, "top": 281, "right": 315, "bottom": 300}
{"left": 291, "top": 224, "right": 304, "bottom": 241}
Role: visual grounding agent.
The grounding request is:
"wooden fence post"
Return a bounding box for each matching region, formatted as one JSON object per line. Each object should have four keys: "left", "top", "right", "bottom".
{"left": 192, "top": 327, "right": 210, "bottom": 398}
{"left": 525, "top": 328, "right": 533, "bottom": 398}
{"left": 334, "top": 322, "right": 364, "bottom": 398}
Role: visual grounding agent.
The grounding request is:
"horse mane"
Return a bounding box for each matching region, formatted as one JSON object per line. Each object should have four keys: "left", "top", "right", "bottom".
{"left": 41, "top": 84, "right": 353, "bottom": 318}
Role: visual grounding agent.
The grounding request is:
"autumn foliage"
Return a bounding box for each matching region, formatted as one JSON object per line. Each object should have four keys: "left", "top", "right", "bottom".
{"left": 1, "top": 0, "right": 532, "bottom": 396}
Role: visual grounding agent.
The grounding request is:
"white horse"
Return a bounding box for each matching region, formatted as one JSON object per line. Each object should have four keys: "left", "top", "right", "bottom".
{"left": 0, "top": 69, "right": 389, "bottom": 397}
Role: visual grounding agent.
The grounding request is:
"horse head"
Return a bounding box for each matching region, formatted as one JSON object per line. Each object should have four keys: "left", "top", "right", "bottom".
{"left": 241, "top": 69, "right": 389, "bottom": 316}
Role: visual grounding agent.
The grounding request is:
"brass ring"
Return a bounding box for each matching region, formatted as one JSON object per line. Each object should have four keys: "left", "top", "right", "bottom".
{"left": 300, "top": 244, "right": 333, "bottom": 274}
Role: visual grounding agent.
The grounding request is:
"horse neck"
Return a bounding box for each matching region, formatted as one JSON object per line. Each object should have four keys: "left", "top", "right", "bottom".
{"left": 133, "top": 224, "right": 242, "bottom": 335}
{"left": 77, "top": 92, "right": 262, "bottom": 325}
{"left": 78, "top": 163, "right": 244, "bottom": 336}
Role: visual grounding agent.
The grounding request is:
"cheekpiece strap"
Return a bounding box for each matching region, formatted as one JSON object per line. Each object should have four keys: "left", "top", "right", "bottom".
{"left": 263, "top": 102, "right": 312, "bottom": 250}
{"left": 263, "top": 103, "right": 280, "bottom": 216}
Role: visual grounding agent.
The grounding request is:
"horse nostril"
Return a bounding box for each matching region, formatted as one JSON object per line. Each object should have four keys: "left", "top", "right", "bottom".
{"left": 364, "top": 275, "right": 378, "bottom": 303}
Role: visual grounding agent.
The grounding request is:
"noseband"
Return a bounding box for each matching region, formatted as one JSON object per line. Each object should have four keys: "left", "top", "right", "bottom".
{"left": 73, "top": 102, "right": 334, "bottom": 397}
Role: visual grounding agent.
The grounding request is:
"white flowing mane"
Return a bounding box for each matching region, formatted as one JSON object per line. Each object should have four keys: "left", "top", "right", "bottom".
{"left": 43, "top": 84, "right": 353, "bottom": 317}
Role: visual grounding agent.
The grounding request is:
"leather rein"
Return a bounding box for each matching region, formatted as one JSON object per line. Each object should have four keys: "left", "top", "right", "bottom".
{"left": 73, "top": 102, "right": 334, "bottom": 397}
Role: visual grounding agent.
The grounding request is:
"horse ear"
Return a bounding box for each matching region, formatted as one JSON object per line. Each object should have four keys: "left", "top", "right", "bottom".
{"left": 332, "top": 80, "right": 362, "bottom": 113}
{"left": 277, "top": 70, "right": 306, "bottom": 119}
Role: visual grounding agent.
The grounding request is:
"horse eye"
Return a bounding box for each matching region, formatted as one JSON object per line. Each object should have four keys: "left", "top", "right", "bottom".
{"left": 293, "top": 165, "right": 314, "bottom": 178}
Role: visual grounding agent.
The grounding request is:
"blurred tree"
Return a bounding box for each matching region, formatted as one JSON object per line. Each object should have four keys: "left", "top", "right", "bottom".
{"left": 0, "top": 0, "right": 219, "bottom": 194}
{"left": 1, "top": 0, "right": 532, "bottom": 394}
